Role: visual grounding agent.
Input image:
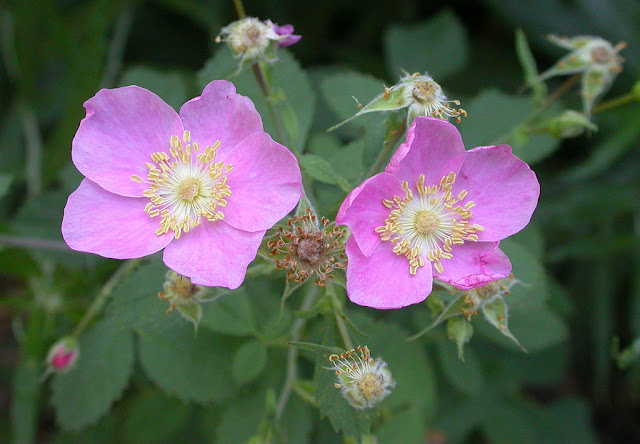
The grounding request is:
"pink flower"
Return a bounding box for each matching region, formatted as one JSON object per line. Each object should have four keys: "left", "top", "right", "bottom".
{"left": 271, "top": 22, "right": 301, "bottom": 47}
{"left": 62, "top": 80, "right": 302, "bottom": 289}
{"left": 336, "top": 117, "right": 539, "bottom": 309}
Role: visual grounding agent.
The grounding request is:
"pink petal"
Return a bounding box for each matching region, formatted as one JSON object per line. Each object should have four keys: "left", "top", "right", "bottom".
{"left": 386, "top": 117, "right": 466, "bottom": 186}
{"left": 62, "top": 179, "right": 173, "bottom": 258}
{"left": 163, "top": 220, "right": 264, "bottom": 289}
{"left": 345, "top": 238, "right": 433, "bottom": 309}
{"left": 220, "top": 132, "right": 302, "bottom": 232}
{"left": 452, "top": 145, "right": 540, "bottom": 241}
{"left": 179, "top": 80, "right": 264, "bottom": 158}
{"left": 336, "top": 175, "right": 377, "bottom": 223}
{"left": 72, "top": 87, "right": 184, "bottom": 197}
{"left": 335, "top": 173, "right": 403, "bottom": 257}
{"left": 434, "top": 241, "right": 512, "bottom": 290}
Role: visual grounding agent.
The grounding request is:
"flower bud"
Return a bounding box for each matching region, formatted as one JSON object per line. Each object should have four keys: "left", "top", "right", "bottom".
{"left": 545, "top": 110, "right": 597, "bottom": 138}
{"left": 446, "top": 316, "right": 474, "bottom": 360}
{"left": 159, "top": 269, "right": 208, "bottom": 328}
{"left": 46, "top": 336, "right": 79, "bottom": 374}
{"left": 328, "top": 345, "right": 396, "bottom": 410}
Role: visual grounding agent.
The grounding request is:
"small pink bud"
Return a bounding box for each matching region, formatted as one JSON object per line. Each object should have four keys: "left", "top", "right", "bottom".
{"left": 46, "top": 337, "right": 79, "bottom": 374}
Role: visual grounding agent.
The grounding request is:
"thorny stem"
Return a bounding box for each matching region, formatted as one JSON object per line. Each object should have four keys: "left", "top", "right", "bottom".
{"left": 593, "top": 92, "right": 638, "bottom": 114}
{"left": 72, "top": 258, "right": 144, "bottom": 337}
{"left": 366, "top": 119, "right": 407, "bottom": 177}
{"left": 275, "top": 286, "right": 319, "bottom": 420}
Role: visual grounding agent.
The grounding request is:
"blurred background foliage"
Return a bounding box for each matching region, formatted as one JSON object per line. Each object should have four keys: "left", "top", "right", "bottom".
{"left": 1, "top": 0, "right": 639, "bottom": 443}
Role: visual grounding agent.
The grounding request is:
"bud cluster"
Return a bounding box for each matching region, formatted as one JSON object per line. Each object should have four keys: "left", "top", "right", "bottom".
{"left": 266, "top": 208, "right": 348, "bottom": 286}
{"left": 329, "top": 345, "right": 396, "bottom": 410}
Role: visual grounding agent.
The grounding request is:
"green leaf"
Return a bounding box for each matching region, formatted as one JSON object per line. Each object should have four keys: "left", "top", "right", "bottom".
{"left": 199, "top": 288, "right": 257, "bottom": 336}
{"left": 446, "top": 316, "right": 474, "bottom": 360}
{"left": 11, "top": 359, "right": 39, "bottom": 444}
{"left": 299, "top": 154, "right": 351, "bottom": 191}
{"left": 0, "top": 173, "right": 13, "bottom": 198}
{"left": 121, "top": 389, "right": 192, "bottom": 444}
{"left": 198, "top": 48, "right": 314, "bottom": 152}
{"left": 532, "top": 397, "right": 597, "bottom": 444}
{"left": 515, "top": 29, "right": 547, "bottom": 102}
{"left": 138, "top": 327, "right": 237, "bottom": 403}
{"left": 175, "top": 300, "right": 202, "bottom": 331}
{"left": 384, "top": 10, "right": 469, "bottom": 79}
{"left": 119, "top": 67, "right": 188, "bottom": 111}
{"left": 289, "top": 341, "right": 345, "bottom": 356}
{"left": 375, "top": 408, "right": 425, "bottom": 444}
{"left": 481, "top": 400, "right": 538, "bottom": 444}
{"left": 308, "top": 132, "right": 365, "bottom": 184}
{"left": 407, "top": 292, "right": 468, "bottom": 341}
{"left": 499, "top": 238, "right": 548, "bottom": 310}
{"left": 459, "top": 88, "right": 560, "bottom": 164}
{"left": 52, "top": 320, "right": 135, "bottom": 430}
{"left": 232, "top": 339, "right": 267, "bottom": 384}
{"left": 482, "top": 296, "right": 526, "bottom": 352}
{"left": 435, "top": 340, "right": 485, "bottom": 394}
{"left": 319, "top": 70, "right": 385, "bottom": 123}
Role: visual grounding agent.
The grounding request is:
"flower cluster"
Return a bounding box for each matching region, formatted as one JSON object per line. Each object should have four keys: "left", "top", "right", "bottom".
{"left": 336, "top": 117, "right": 539, "bottom": 309}
{"left": 266, "top": 208, "right": 348, "bottom": 286}
{"left": 216, "top": 17, "right": 301, "bottom": 71}
{"left": 328, "top": 345, "right": 396, "bottom": 410}
{"left": 62, "top": 80, "right": 303, "bottom": 289}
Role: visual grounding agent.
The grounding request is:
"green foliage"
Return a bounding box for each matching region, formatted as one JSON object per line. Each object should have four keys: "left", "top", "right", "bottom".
{"left": 51, "top": 321, "right": 135, "bottom": 430}
{"left": 384, "top": 10, "right": 469, "bottom": 79}
{"left": 119, "top": 67, "right": 189, "bottom": 111}
{"left": 232, "top": 339, "right": 267, "bottom": 384}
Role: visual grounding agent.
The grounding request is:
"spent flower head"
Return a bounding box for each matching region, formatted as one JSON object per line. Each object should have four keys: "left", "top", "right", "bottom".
{"left": 336, "top": 117, "right": 539, "bottom": 309}
{"left": 328, "top": 345, "right": 396, "bottom": 410}
{"left": 266, "top": 208, "right": 348, "bottom": 286}
{"left": 62, "top": 80, "right": 302, "bottom": 289}
{"left": 216, "top": 17, "right": 300, "bottom": 72}
{"left": 541, "top": 34, "right": 626, "bottom": 117}
{"left": 329, "top": 72, "right": 465, "bottom": 131}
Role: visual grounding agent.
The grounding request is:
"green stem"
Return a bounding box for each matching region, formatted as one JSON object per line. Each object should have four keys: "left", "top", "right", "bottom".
{"left": 232, "top": 0, "right": 245, "bottom": 19}
{"left": 72, "top": 258, "right": 143, "bottom": 337}
{"left": 251, "top": 63, "right": 287, "bottom": 144}
{"left": 100, "top": 6, "right": 135, "bottom": 89}
{"left": 593, "top": 93, "right": 638, "bottom": 114}
{"left": 275, "top": 286, "right": 319, "bottom": 420}
{"left": 0, "top": 234, "right": 71, "bottom": 251}
{"left": 366, "top": 119, "right": 406, "bottom": 177}
{"left": 19, "top": 100, "right": 43, "bottom": 200}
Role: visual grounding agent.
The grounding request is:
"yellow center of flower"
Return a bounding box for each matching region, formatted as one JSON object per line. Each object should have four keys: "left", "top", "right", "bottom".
{"left": 131, "top": 130, "right": 233, "bottom": 239}
{"left": 375, "top": 172, "right": 484, "bottom": 275}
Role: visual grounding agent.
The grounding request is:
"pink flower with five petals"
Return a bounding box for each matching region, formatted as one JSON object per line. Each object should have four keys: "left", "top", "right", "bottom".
{"left": 62, "top": 80, "right": 302, "bottom": 289}
{"left": 336, "top": 117, "right": 539, "bottom": 309}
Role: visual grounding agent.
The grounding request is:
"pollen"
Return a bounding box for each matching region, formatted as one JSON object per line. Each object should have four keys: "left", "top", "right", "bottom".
{"left": 133, "top": 131, "right": 233, "bottom": 239}
{"left": 375, "top": 172, "right": 483, "bottom": 275}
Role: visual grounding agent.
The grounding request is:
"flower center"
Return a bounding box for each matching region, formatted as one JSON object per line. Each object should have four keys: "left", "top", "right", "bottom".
{"left": 296, "top": 237, "right": 325, "bottom": 264}
{"left": 375, "top": 172, "right": 484, "bottom": 275}
{"left": 412, "top": 80, "right": 438, "bottom": 103}
{"left": 131, "top": 130, "right": 233, "bottom": 239}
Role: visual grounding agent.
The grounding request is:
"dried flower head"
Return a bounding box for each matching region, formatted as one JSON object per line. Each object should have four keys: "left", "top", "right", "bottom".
{"left": 266, "top": 208, "right": 347, "bottom": 286}
{"left": 328, "top": 345, "right": 396, "bottom": 410}
{"left": 541, "top": 35, "right": 626, "bottom": 117}
{"left": 158, "top": 269, "right": 205, "bottom": 313}
{"left": 216, "top": 17, "right": 300, "bottom": 72}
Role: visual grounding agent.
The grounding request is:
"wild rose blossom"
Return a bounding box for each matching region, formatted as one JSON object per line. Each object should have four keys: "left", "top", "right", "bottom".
{"left": 336, "top": 117, "right": 539, "bottom": 309}
{"left": 62, "top": 80, "right": 302, "bottom": 289}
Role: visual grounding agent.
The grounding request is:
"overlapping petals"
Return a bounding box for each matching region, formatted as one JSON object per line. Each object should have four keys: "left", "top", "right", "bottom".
{"left": 63, "top": 80, "right": 303, "bottom": 288}
{"left": 337, "top": 117, "right": 539, "bottom": 309}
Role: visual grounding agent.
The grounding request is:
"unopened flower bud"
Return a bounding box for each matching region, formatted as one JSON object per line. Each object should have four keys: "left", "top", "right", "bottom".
{"left": 216, "top": 17, "right": 300, "bottom": 72}
{"left": 266, "top": 208, "right": 348, "bottom": 287}
{"left": 545, "top": 110, "right": 597, "bottom": 138}
{"left": 328, "top": 345, "right": 396, "bottom": 410}
{"left": 46, "top": 337, "right": 79, "bottom": 374}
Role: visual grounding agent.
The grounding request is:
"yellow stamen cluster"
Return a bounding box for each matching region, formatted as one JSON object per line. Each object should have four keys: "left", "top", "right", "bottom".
{"left": 375, "top": 172, "right": 483, "bottom": 275}
{"left": 410, "top": 76, "right": 467, "bottom": 123}
{"left": 132, "top": 130, "right": 233, "bottom": 239}
{"left": 266, "top": 208, "right": 348, "bottom": 286}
